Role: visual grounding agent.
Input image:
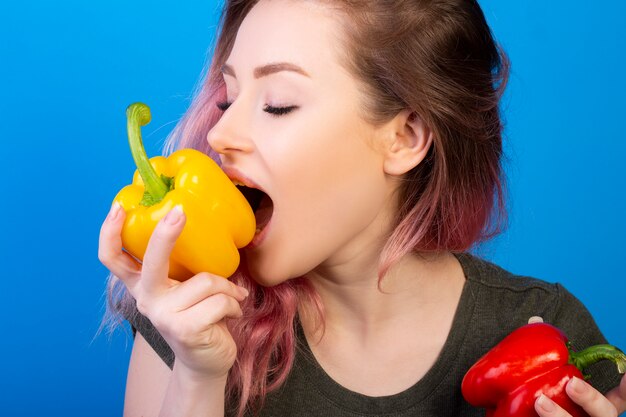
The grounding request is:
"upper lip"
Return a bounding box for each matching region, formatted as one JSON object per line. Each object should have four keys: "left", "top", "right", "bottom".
{"left": 221, "top": 165, "right": 267, "bottom": 193}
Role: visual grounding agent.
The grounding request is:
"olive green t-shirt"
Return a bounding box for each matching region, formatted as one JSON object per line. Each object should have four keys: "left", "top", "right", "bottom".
{"left": 124, "top": 253, "right": 621, "bottom": 416}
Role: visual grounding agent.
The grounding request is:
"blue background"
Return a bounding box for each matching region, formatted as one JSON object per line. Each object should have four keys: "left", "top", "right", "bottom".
{"left": 1, "top": 1, "right": 624, "bottom": 415}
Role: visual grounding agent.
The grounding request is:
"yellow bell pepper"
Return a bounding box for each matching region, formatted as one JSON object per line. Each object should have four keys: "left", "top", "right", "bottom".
{"left": 113, "top": 102, "right": 256, "bottom": 281}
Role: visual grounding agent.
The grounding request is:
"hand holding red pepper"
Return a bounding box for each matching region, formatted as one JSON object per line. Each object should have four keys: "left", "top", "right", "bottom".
{"left": 462, "top": 320, "right": 626, "bottom": 417}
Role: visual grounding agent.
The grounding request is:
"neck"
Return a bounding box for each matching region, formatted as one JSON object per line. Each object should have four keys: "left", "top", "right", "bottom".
{"left": 303, "top": 250, "right": 463, "bottom": 344}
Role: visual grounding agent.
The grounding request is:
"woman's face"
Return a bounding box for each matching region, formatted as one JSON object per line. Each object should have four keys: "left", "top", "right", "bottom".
{"left": 207, "top": 0, "right": 397, "bottom": 285}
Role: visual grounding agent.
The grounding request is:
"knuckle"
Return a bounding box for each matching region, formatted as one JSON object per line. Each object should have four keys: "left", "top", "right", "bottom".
{"left": 597, "top": 401, "right": 618, "bottom": 417}
{"left": 197, "top": 271, "right": 213, "bottom": 280}
{"left": 97, "top": 248, "right": 111, "bottom": 265}
{"left": 135, "top": 294, "right": 159, "bottom": 319}
{"left": 212, "top": 293, "right": 231, "bottom": 310}
{"left": 154, "top": 220, "right": 180, "bottom": 239}
{"left": 198, "top": 273, "right": 217, "bottom": 291}
{"left": 148, "top": 305, "right": 169, "bottom": 331}
{"left": 147, "top": 227, "right": 171, "bottom": 250}
{"left": 230, "top": 282, "right": 245, "bottom": 296}
{"left": 141, "top": 257, "right": 162, "bottom": 274}
{"left": 585, "top": 386, "right": 599, "bottom": 402}
{"left": 144, "top": 232, "right": 176, "bottom": 261}
{"left": 98, "top": 221, "right": 110, "bottom": 237}
{"left": 146, "top": 236, "right": 167, "bottom": 255}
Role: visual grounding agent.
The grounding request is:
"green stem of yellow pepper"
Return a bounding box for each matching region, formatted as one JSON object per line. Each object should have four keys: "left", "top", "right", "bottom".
{"left": 126, "top": 102, "right": 174, "bottom": 206}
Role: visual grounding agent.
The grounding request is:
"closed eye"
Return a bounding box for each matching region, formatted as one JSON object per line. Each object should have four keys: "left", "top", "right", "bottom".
{"left": 263, "top": 104, "right": 298, "bottom": 116}
{"left": 215, "top": 101, "right": 297, "bottom": 117}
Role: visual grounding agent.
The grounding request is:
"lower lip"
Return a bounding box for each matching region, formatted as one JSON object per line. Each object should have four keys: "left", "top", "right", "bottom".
{"left": 246, "top": 217, "right": 272, "bottom": 250}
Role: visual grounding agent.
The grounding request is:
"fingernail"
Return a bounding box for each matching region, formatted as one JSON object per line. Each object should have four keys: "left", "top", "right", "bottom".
{"left": 569, "top": 376, "right": 587, "bottom": 395}
{"left": 164, "top": 205, "right": 184, "bottom": 225}
{"left": 108, "top": 202, "right": 122, "bottom": 221}
{"left": 537, "top": 394, "right": 556, "bottom": 412}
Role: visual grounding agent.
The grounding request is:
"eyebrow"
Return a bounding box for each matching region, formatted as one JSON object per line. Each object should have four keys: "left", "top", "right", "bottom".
{"left": 221, "top": 62, "right": 311, "bottom": 79}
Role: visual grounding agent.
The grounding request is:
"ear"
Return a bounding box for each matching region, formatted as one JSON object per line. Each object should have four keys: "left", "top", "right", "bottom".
{"left": 382, "top": 110, "right": 433, "bottom": 176}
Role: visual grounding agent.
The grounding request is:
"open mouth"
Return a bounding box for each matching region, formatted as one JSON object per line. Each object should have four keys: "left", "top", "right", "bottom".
{"left": 236, "top": 185, "right": 274, "bottom": 235}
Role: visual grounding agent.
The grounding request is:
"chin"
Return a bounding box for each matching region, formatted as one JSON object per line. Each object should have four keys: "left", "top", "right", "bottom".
{"left": 241, "top": 255, "right": 292, "bottom": 287}
{"left": 241, "top": 243, "right": 317, "bottom": 287}
{"left": 249, "top": 270, "right": 292, "bottom": 287}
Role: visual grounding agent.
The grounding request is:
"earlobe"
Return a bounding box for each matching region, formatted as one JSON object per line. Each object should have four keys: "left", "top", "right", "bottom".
{"left": 383, "top": 110, "right": 433, "bottom": 176}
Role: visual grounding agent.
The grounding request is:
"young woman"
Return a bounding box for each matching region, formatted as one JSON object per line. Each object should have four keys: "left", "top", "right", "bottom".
{"left": 99, "top": 1, "right": 626, "bottom": 416}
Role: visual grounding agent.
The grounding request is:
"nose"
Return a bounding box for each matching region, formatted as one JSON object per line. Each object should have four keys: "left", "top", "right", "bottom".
{"left": 206, "top": 101, "right": 254, "bottom": 156}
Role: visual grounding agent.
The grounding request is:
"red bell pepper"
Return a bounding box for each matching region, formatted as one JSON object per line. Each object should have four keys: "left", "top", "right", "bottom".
{"left": 462, "top": 322, "right": 626, "bottom": 417}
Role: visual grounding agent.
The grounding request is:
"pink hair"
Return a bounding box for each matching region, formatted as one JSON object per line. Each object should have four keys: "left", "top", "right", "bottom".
{"left": 226, "top": 269, "right": 324, "bottom": 414}
{"left": 102, "top": 1, "right": 509, "bottom": 416}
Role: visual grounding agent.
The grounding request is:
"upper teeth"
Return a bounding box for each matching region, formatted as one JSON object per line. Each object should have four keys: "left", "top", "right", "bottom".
{"left": 233, "top": 180, "right": 245, "bottom": 186}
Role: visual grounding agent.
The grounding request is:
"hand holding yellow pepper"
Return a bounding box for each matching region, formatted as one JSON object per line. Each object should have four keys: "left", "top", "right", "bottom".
{"left": 113, "top": 103, "right": 256, "bottom": 281}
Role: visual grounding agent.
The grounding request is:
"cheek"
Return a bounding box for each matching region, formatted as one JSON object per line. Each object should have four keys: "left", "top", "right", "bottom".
{"left": 286, "top": 121, "right": 385, "bottom": 216}
{"left": 245, "top": 110, "right": 388, "bottom": 282}
{"left": 274, "top": 113, "right": 381, "bottom": 195}
{"left": 278, "top": 128, "right": 387, "bottom": 263}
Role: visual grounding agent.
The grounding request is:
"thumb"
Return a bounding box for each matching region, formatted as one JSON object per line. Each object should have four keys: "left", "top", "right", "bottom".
{"left": 605, "top": 372, "right": 626, "bottom": 413}
{"left": 141, "top": 205, "right": 187, "bottom": 294}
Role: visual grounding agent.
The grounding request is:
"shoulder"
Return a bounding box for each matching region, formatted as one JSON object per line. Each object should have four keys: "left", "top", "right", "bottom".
{"left": 457, "top": 251, "right": 559, "bottom": 293}
{"left": 456, "top": 252, "right": 619, "bottom": 393}
{"left": 454, "top": 252, "right": 567, "bottom": 357}
{"left": 458, "top": 252, "right": 601, "bottom": 333}
{"left": 454, "top": 252, "right": 601, "bottom": 352}
{"left": 457, "top": 251, "right": 576, "bottom": 319}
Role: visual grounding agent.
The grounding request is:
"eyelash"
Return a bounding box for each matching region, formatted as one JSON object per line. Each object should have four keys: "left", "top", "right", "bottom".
{"left": 215, "top": 101, "right": 297, "bottom": 117}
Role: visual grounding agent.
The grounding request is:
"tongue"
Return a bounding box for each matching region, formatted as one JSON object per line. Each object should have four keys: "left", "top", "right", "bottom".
{"left": 254, "top": 195, "right": 273, "bottom": 231}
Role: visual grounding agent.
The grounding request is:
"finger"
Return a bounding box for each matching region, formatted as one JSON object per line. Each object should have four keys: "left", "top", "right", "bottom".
{"left": 176, "top": 293, "right": 244, "bottom": 331}
{"left": 98, "top": 203, "right": 141, "bottom": 286}
{"left": 605, "top": 373, "right": 626, "bottom": 413}
{"left": 535, "top": 394, "right": 570, "bottom": 416}
{"left": 167, "top": 272, "right": 249, "bottom": 312}
{"left": 141, "top": 205, "right": 186, "bottom": 294}
{"left": 566, "top": 376, "right": 618, "bottom": 417}
{"left": 528, "top": 316, "right": 544, "bottom": 324}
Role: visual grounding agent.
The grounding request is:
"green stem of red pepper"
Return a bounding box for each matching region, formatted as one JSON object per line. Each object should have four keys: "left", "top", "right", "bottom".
{"left": 126, "top": 102, "right": 174, "bottom": 206}
{"left": 569, "top": 343, "right": 626, "bottom": 375}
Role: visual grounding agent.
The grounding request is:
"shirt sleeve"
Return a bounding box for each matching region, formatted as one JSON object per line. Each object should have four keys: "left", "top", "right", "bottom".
{"left": 123, "top": 300, "right": 175, "bottom": 370}
{"left": 548, "top": 284, "right": 622, "bottom": 394}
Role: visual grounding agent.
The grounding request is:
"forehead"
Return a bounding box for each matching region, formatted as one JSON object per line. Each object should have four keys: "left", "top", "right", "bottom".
{"left": 226, "top": 0, "right": 347, "bottom": 81}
